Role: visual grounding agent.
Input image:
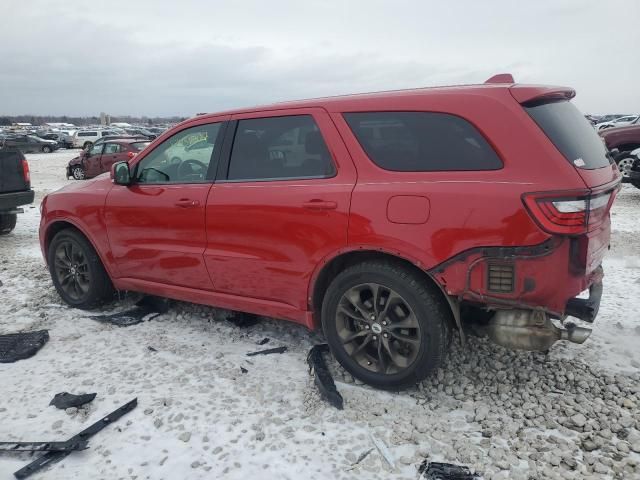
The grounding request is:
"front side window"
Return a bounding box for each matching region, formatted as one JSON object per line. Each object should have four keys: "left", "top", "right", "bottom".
{"left": 227, "top": 115, "right": 335, "bottom": 181}
{"left": 78, "top": 132, "right": 96, "bottom": 137}
{"left": 135, "top": 123, "right": 221, "bottom": 184}
{"left": 344, "top": 112, "right": 503, "bottom": 172}
{"left": 104, "top": 143, "right": 121, "bottom": 154}
{"left": 89, "top": 144, "right": 104, "bottom": 156}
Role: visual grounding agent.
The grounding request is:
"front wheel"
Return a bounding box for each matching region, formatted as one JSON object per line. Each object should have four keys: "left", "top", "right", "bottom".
{"left": 42, "top": 145, "right": 52, "bottom": 153}
{"left": 48, "top": 229, "right": 114, "bottom": 309}
{"left": 0, "top": 213, "right": 17, "bottom": 235}
{"left": 617, "top": 157, "right": 634, "bottom": 181}
{"left": 321, "top": 261, "right": 451, "bottom": 390}
{"left": 72, "top": 166, "right": 86, "bottom": 180}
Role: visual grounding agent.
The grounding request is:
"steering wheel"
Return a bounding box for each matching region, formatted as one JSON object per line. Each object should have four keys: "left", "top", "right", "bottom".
{"left": 177, "top": 159, "right": 207, "bottom": 180}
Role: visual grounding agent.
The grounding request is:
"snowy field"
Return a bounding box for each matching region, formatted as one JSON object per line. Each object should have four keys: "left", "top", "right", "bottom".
{"left": 1, "top": 150, "right": 639, "bottom": 480}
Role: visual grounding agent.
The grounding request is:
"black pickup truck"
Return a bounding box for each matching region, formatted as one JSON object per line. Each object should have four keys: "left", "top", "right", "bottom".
{"left": 0, "top": 146, "right": 34, "bottom": 234}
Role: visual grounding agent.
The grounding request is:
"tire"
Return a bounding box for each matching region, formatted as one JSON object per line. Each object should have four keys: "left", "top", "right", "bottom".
{"left": 42, "top": 145, "right": 52, "bottom": 153}
{"left": 47, "top": 229, "right": 114, "bottom": 309}
{"left": 616, "top": 157, "right": 634, "bottom": 181}
{"left": 72, "top": 166, "right": 86, "bottom": 180}
{"left": 632, "top": 179, "right": 640, "bottom": 190}
{"left": 321, "top": 261, "right": 451, "bottom": 390}
{"left": 83, "top": 141, "right": 92, "bottom": 149}
{"left": 0, "top": 213, "right": 17, "bottom": 235}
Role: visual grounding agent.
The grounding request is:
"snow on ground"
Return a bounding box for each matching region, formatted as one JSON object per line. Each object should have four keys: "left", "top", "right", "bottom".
{"left": 0, "top": 150, "right": 639, "bottom": 479}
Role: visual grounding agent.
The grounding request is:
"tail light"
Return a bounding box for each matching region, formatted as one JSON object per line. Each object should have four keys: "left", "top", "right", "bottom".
{"left": 21, "top": 158, "right": 30, "bottom": 184}
{"left": 127, "top": 152, "right": 136, "bottom": 159}
{"left": 523, "top": 188, "right": 617, "bottom": 235}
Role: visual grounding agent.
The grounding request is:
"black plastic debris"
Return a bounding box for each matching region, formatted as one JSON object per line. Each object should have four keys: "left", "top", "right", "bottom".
{"left": 0, "top": 330, "right": 49, "bottom": 363}
{"left": 13, "top": 398, "right": 137, "bottom": 479}
{"left": 226, "top": 312, "right": 260, "bottom": 328}
{"left": 49, "top": 392, "right": 96, "bottom": 410}
{"left": 0, "top": 441, "right": 87, "bottom": 453}
{"left": 240, "top": 366, "right": 248, "bottom": 374}
{"left": 88, "top": 296, "right": 169, "bottom": 326}
{"left": 246, "top": 346, "right": 287, "bottom": 356}
{"left": 257, "top": 338, "right": 270, "bottom": 345}
{"left": 147, "top": 346, "right": 158, "bottom": 352}
{"left": 307, "top": 344, "right": 343, "bottom": 410}
{"left": 419, "top": 461, "right": 481, "bottom": 480}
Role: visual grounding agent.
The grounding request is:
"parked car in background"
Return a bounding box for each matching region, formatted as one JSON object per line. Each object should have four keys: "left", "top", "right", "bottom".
{"left": 596, "top": 115, "right": 640, "bottom": 131}
{"left": 41, "top": 77, "right": 621, "bottom": 389}
{"left": 600, "top": 125, "right": 640, "bottom": 180}
{"left": 0, "top": 134, "right": 59, "bottom": 153}
{"left": 0, "top": 146, "right": 34, "bottom": 234}
{"left": 72, "top": 129, "right": 120, "bottom": 149}
{"left": 124, "top": 127, "right": 157, "bottom": 140}
{"left": 66, "top": 138, "right": 150, "bottom": 179}
{"left": 36, "top": 131, "right": 74, "bottom": 149}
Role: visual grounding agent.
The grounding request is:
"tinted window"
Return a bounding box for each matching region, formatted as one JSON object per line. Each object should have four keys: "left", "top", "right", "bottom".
{"left": 344, "top": 112, "right": 502, "bottom": 171}
{"left": 78, "top": 132, "right": 96, "bottom": 137}
{"left": 89, "top": 144, "right": 104, "bottom": 156}
{"left": 228, "top": 115, "right": 335, "bottom": 181}
{"left": 525, "top": 101, "right": 610, "bottom": 169}
{"left": 136, "top": 123, "right": 221, "bottom": 184}
{"left": 104, "top": 143, "right": 121, "bottom": 154}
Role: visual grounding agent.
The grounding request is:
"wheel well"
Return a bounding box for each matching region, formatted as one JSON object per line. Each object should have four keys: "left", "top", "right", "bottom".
{"left": 614, "top": 143, "right": 640, "bottom": 154}
{"left": 44, "top": 221, "right": 80, "bottom": 254}
{"left": 311, "top": 250, "right": 454, "bottom": 329}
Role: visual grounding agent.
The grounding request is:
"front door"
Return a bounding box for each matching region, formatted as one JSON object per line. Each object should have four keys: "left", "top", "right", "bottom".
{"left": 205, "top": 109, "right": 357, "bottom": 310}
{"left": 105, "top": 120, "right": 227, "bottom": 290}
{"left": 84, "top": 143, "right": 104, "bottom": 177}
{"left": 100, "top": 142, "right": 129, "bottom": 175}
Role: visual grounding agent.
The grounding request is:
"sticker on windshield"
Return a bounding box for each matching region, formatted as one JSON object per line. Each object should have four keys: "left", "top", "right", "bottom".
{"left": 573, "top": 158, "right": 586, "bottom": 167}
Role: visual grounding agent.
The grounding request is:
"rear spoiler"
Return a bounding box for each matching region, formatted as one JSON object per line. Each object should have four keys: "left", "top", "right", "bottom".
{"left": 484, "top": 73, "right": 575, "bottom": 105}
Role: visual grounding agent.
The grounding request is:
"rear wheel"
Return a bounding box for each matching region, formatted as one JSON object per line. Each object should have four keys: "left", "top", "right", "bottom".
{"left": 42, "top": 145, "right": 52, "bottom": 153}
{"left": 0, "top": 213, "right": 17, "bottom": 235}
{"left": 83, "top": 141, "right": 92, "bottom": 149}
{"left": 72, "top": 166, "right": 86, "bottom": 180}
{"left": 48, "top": 229, "right": 114, "bottom": 309}
{"left": 321, "top": 261, "right": 451, "bottom": 390}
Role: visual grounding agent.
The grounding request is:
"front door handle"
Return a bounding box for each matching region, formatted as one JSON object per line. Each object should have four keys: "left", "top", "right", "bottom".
{"left": 302, "top": 199, "right": 338, "bottom": 210}
{"left": 175, "top": 199, "right": 200, "bottom": 208}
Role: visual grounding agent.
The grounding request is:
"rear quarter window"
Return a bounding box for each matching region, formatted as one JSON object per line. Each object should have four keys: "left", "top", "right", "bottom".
{"left": 524, "top": 100, "right": 610, "bottom": 169}
{"left": 343, "top": 111, "right": 502, "bottom": 171}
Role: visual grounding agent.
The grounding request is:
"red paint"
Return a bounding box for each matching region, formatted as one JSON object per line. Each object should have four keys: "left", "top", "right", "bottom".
{"left": 40, "top": 82, "right": 621, "bottom": 329}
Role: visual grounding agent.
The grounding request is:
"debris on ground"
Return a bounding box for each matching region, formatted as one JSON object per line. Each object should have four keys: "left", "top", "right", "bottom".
{"left": 307, "top": 344, "right": 343, "bottom": 410}
{"left": 88, "top": 296, "right": 169, "bottom": 326}
{"left": 0, "top": 330, "right": 49, "bottom": 363}
{"left": 49, "top": 392, "right": 96, "bottom": 409}
{"left": 0, "top": 441, "right": 88, "bottom": 453}
{"left": 419, "top": 461, "right": 481, "bottom": 480}
{"left": 370, "top": 433, "right": 395, "bottom": 470}
{"left": 246, "top": 346, "right": 287, "bottom": 356}
{"left": 226, "top": 312, "right": 260, "bottom": 328}
{"left": 13, "top": 398, "right": 138, "bottom": 479}
{"left": 147, "top": 346, "right": 157, "bottom": 352}
{"left": 257, "top": 338, "right": 270, "bottom": 345}
{"left": 240, "top": 367, "right": 248, "bottom": 374}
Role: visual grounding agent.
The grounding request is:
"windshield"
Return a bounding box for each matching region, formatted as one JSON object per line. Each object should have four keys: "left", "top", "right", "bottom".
{"left": 525, "top": 100, "right": 611, "bottom": 170}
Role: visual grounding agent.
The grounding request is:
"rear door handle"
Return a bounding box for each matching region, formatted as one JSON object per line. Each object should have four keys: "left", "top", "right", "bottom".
{"left": 302, "top": 199, "right": 338, "bottom": 210}
{"left": 175, "top": 199, "right": 200, "bottom": 208}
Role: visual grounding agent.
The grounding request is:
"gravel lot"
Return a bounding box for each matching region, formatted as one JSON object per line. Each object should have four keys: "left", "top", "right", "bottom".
{"left": 0, "top": 150, "right": 639, "bottom": 479}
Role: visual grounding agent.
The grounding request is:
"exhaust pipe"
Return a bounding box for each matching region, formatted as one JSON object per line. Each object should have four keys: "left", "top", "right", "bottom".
{"left": 484, "top": 310, "right": 592, "bottom": 351}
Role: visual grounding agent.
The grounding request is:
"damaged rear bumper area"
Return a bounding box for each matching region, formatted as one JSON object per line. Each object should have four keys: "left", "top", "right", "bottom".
{"left": 430, "top": 238, "right": 605, "bottom": 351}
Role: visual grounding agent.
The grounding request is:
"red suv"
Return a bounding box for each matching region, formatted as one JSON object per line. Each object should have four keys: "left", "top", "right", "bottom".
{"left": 39, "top": 77, "right": 621, "bottom": 389}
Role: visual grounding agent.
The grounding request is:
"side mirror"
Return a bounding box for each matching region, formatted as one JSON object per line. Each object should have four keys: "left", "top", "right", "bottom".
{"left": 111, "top": 161, "right": 131, "bottom": 185}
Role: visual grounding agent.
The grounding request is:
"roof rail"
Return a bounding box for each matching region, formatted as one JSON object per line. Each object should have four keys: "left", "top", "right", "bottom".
{"left": 485, "top": 73, "right": 515, "bottom": 84}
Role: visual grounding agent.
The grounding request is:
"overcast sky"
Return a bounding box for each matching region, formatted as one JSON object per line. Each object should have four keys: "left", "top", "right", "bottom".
{"left": 1, "top": 0, "right": 638, "bottom": 117}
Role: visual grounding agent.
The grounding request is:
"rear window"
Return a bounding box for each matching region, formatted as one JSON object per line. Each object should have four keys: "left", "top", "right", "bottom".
{"left": 131, "top": 142, "right": 150, "bottom": 151}
{"left": 343, "top": 112, "right": 502, "bottom": 172}
{"left": 524, "top": 100, "right": 610, "bottom": 169}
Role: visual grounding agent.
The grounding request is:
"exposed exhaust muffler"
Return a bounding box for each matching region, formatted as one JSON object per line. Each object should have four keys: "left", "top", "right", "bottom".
{"left": 484, "top": 309, "right": 592, "bottom": 351}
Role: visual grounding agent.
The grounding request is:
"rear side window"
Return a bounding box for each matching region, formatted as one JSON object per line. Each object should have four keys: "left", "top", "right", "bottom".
{"left": 131, "top": 142, "right": 150, "bottom": 151}
{"left": 524, "top": 100, "right": 610, "bottom": 169}
{"left": 78, "top": 132, "right": 96, "bottom": 137}
{"left": 344, "top": 112, "right": 502, "bottom": 172}
{"left": 228, "top": 115, "right": 335, "bottom": 181}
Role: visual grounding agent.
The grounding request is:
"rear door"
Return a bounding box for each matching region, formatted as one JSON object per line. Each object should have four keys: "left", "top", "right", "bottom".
{"left": 205, "top": 108, "right": 357, "bottom": 310}
{"left": 84, "top": 143, "right": 105, "bottom": 177}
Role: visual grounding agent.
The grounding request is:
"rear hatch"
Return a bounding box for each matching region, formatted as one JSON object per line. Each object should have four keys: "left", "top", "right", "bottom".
{"left": 0, "top": 148, "right": 30, "bottom": 193}
{"left": 511, "top": 87, "right": 621, "bottom": 275}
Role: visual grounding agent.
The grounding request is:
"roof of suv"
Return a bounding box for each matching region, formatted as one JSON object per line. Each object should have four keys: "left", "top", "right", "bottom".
{"left": 188, "top": 82, "right": 574, "bottom": 123}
